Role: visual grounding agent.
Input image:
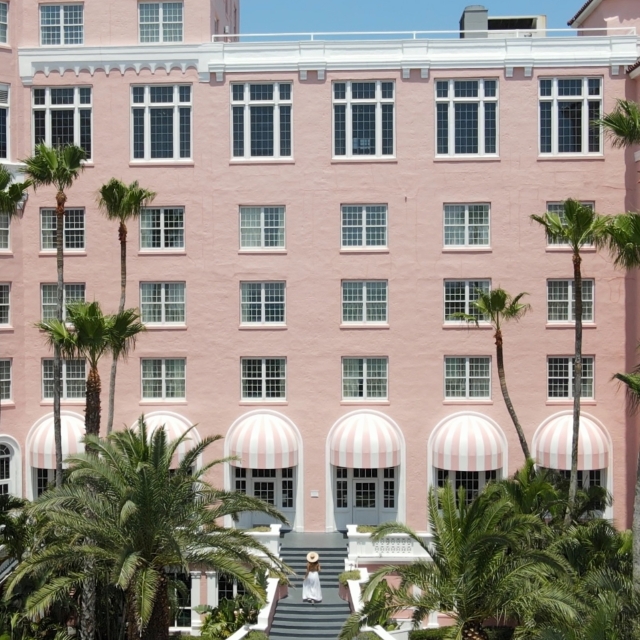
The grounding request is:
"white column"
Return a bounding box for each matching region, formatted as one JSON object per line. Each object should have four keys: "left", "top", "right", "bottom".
{"left": 206, "top": 570, "right": 218, "bottom": 607}
{"left": 190, "top": 571, "right": 202, "bottom": 635}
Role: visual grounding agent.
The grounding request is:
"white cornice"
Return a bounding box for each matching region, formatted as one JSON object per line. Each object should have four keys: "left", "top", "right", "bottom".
{"left": 18, "top": 35, "right": 640, "bottom": 84}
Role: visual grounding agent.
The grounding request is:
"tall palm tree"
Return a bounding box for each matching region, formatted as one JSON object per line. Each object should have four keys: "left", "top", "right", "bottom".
{"left": 98, "top": 179, "right": 156, "bottom": 434}
{"left": 37, "top": 301, "right": 144, "bottom": 437}
{"left": 598, "top": 99, "right": 640, "bottom": 148}
{"left": 21, "top": 144, "right": 85, "bottom": 486}
{"left": 7, "top": 421, "right": 289, "bottom": 640}
{"left": 531, "top": 201, "right": 609, "bottom": 523}
{"left": 454, "top": 288, "right": 532, "bottom": 460}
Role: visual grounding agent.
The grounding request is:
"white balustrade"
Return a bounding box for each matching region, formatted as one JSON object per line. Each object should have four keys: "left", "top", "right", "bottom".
{"left": 346, "top": 525, "right": 432, "bottom": 562}
{"left": 245, "top": 523, "right": 282, "bottom": 558}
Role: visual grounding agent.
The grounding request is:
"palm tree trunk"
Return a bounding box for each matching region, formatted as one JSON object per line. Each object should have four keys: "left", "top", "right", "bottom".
{"left": 126, "top": 576, "right": 170, "bottom": 640}
{"left": 634, "top": 445, "right": 640, "bottom": 591}
{"left": 80, "top": 574, "right": 97, "bottom": 640}
{"left": 495, "top": 328, "right": 530, "bottom": 460}
{"left": 85, "top": 365, "right": 101, "bottom": 438}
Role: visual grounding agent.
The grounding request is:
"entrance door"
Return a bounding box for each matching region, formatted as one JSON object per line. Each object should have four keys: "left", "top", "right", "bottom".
{"left": 352, "top": 468, "right": 379, "bottom": 525}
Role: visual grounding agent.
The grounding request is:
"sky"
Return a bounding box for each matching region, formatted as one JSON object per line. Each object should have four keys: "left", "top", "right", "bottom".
{"left": 240, "top": 0, "right": 583, "bottom": 34}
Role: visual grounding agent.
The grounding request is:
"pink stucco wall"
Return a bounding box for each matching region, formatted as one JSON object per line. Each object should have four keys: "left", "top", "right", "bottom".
{"left": 574, "top": 0, "right": 640, "bottom": 32}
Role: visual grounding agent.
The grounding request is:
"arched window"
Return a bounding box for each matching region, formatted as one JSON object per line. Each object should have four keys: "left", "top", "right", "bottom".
{"left": 0, "top": 444, "right": 10, "bottom": 495}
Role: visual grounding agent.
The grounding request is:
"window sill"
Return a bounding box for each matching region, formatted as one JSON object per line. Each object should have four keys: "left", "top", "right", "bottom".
{"left": 331, "top": 158, "right": 398, "bottom": 164}
{"left": 144, "top": 324, "right": 188, "bottom": 331}
{"left": 0, "top": 251, "right": 13, "bottom": 257}
{"left": 0, "top": 401, "right": 15, "bottom": 408}
{"left": 537, "top": 155, "right": 604, "bottom": 161}
{"left": 443, "top": 399, "right": 493, "bottom": 405}
{"left": 238, "top": 249, "right": 287, "bottom": 255}
{"left": 0, "top": 44, "right": 12, "bottom": 51}
{"left": 442, "top": 323, "right": 492, "bottom": 330}
{"left": 341, "top": 400, "right": 390, "bottom": 405}
{"left": 139, "top": 400, "right": 187, "bottom": 405}
{"left": 129, "top": 161, "right": 195, "bottom": 167}
{"left": 434, "top": 156, "right": 500, "bottom": 163}
{"left": 340, "top": 324, "right": 390, "bottom": 330}
{"left": 239, "top": 400, "right": 288, "bottom": 406}
{"left": 442, "top": 247, "right": 492, "bottom": 253}
{"left": 340, "top": 248, "right": 389, "bottom": 255}
{"left": 138, "top": 250, "right": 186, "bottom": 256}
{"left": 239, "top": 324, "right": 287, "bottom": 331}
{"left": 39, "top": 251, "right": 87, "bottom": 257}
{"left": 545, "top": 246, "right": 596, "bottom": 253}
{"left": 546, "top": 399, "right": 596, "bottom": 405}
{"left": 0, "top": 326, "right": 13, "bottom": 333}
{"left": 230, "top": 159, "right": 295, "bottom": 165}
{"left": 546, "top": 323, "right": 597, "bottom": 329}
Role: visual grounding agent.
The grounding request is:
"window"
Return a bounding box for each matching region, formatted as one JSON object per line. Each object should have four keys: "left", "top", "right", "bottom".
{"left": 547, "top": 280, "right": 594, "bottom": 323}
{"left": 383, "top": 467, "right": 395, "bottom": 509}
{"left": 436, "top": 79, "right": 498, "bottom": 156}
{"left": 41, "top": 283, "right": 85, "bottom": 321}
{"left": 218, "top": 572, "right": 246, "bottom": 601}
{"left": 170, "top": 573, "right": 191, "bottom": 628}
{"left": 0, "top": 444, "right": 10, "bottom": 494}
{"left": 444, "top": 280, "right": 490, "bottom": 322}
{"left": 253, "top": 468, "right": 276, "bottom": 504}
{"left": 0, "top": 284, "right": 8, "bottom": 325}
{"left": 140, "top": 207, "right": 184, "bottom": 249}
{"left": 43, "top": 359, "right": 86, "bottom": 399}
{"left": 139, "top": 3, "right": 183, "bottom": 43}
{"left": 341, "top": 204, "right": 387, "bottom": 248}
{"left": 342, "top": 357, "right": 388, "bottom": 400}
{"left": 545, "top": 202, "right": 594, "bottom": 246}
{"left": 33, "top": 87, "right": 92, "bottom": 158}
{"left": 336, "top": 467, "right": 348, "bottom": 508}
{"left": 239, "top": 206, "right": 285, "bottom": 249}
{"left": 436, "top": 468, "right": 498, "bottom": 505}
{"left": 539, "top": 78, "right": 602, "bottom": 155}
{"left": 241, "top": 358, "right": 286, "bottom": 400}
{"left": 0, "top": 3, "right": 7, "bottom": 44}
{"left": 342, "top": 281, "right": 388, "bottom": 324}
{"left": 140, "top": 282, "right": 185, "bottom": 324}
{"left": 240, "top": 282, "right": 285, "bottom": 325}
{"left": 40, "top": 4, "right": 83, "bottom": 45}
{"left": 40, "top": 208, "right": 85, "bottom": 251}
{"left": 0, "top": 85, "right": 8, "bottom": 160}
{"left": 0, "top": 360, "right": 11, "bottom": 401}
{"left": 0, "top": 214, "right": 8, "bottom": 250}
{"left": 547, "top": 356, "right": 594, "bottom": 399}
{"left": 282, "top": 467, "right": 294, "bottom": 509}
{"left": 234, "top": 467, "right": 246, "bottom": 493}
{"left": 444, "top": 356, "right": 491, "bottom": 399}
{"left": 231, "top": 83, "right": 292, "bottom": 159}
{"left": 36, "top": 469, "right": 56, "bottom": 497}
{"left": 557, "top": 469, "right": 603, "bottom": 489}
{"left": 333, "top": 81, "right": 394, "bottom": 158}
{"left": 132, "top": 85, "right": 192, "bottom": 160}
{"left": 444, "top": 204, "right": 490, "bottom": 247}
{"left": 141, "top": 358, "right": 186, "bottom": 400}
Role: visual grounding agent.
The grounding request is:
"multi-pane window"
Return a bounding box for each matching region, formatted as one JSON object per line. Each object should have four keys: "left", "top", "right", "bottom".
{"left": 0, "top": 85, "right": 8, "bottom": 160}
{"left": 40, "top": 209, "right": 85, "bottom": 251}
{"left": 171, "top": 573, "right": 191, "bottom": 628}
{"left": 383, "top": 467, "right": 395, "bottom": 509}
{"left": 241, "top": 358, "right": 286, "bottom": 400}
{"left": 436, "top": 79, "right": 498, "bottom": 156}
{"left": 436, "top": 469, "right": 498, "bottom": 506}
{"left": 547, "top": 356, "right": 594, "bottom": 399}
{"left": 139, "top": 3, "right": 183, "bottom": 43}
{"left": 341, "top": 205, "right": 387, "bottom": 248}
{"left": 234, "top": 467, "right": 247, "bottom": 494}
{"left": 40, "top": 4, "right": 83, "bottom": 45}
{"left": 33, "top": 87, "right": 92, "bottom": 158}
{"left": 443, "top": 204, "right": 490, "bottom": 247}
{"left": 252, "top": 468, "right": 276, "bottom": 504}
{"left": 218, "top": 573, "right": 246, "bottom": 602}
{"left": 141, "top": 359, "right": 186, "bottom": 399}
{"left": 0, "top": 215, "right": 8, "bottom": 250}
{"left": 282, "top": 467, "right": 294, "bottom": 509}
{"left": 547, "top": 280, "right": 594, "bottom": 323}
{"left": 333, "top": 81, "right": 395, "bottom": 158}
{"left": 36, "top": 469, "right": 57, "bottom": 497}
{"left": 0, "top": 284, "right": 8, "bottom": 325}
{"left": 132, "top": 85, "right": 192, "bottom": 160}
{"left": 342, "top": 281, "right": 388, "bottom": 324}
{"left": 140, "top": 208, "right": 184, "bottom": 249}
{"left": 43, "top": 359, "right": 86, "bottom": 399}
{"left": 239, "top": 206, "right": 285, "bottom": 249}
{"left": 140, "top": 282, "right": 186, "bottom": 324}
{"left": 545, "top": 202, "right": 594, "bottom": 246}
{"left": 0, "top": 360, "right": 11, "bottom": 401}
{"left": 444, "top": 280, "right": 490, "bottom": 322}
{"left": 444, "top": 356, "right": 491, "bottom": 399}
{"left": 0, "top": 3, "right": 7, "bottom": 44}
{"left": 240, "top": 282, "right": 285, "bottom": 325}
{"left": 0, "top": 444, "right": 10, "bottom": 494}
{"left": 41, "top": 283, "right": 85, "bottom": 321}
{"left": 231, "top": 83, "right": 292, "bottom": 159}
{"left": 342, "top": 357, "right": 388, "bottom": 400}
{"left": 539, "top": 78, "right": 602, "bottom": 155}
{"left": 336, "top": 467, "right": 348, "bottom": 509}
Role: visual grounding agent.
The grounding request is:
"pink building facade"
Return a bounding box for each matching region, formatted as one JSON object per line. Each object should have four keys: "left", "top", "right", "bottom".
{"left": 0, "top": 0, "right": 640, "bottom": 543}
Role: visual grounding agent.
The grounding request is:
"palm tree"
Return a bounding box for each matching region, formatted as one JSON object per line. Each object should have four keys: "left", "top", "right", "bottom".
{"left": 36, "top": 301, "right": 144, "bottom": 437}
{"left": 454, "top": 288, "right": 532, "bottom": 460}
{"left": 98, "top": 179, "right": 156, "bottom": 434}
{"left": 21, "top": 143, "right": 85, "bottom": 486}
{"left": 598, "top": 99, "right": 640, "bottom": 148}
{"left": 7, "top": 421, "right": 289, "bottom": 640}
{"left": 531, "top": 201, "right": 609, "bottom": 523}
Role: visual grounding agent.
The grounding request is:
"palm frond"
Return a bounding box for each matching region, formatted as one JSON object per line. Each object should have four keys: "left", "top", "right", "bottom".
{"left": 0, "top": 165, "right": 30, "bottom": 217}
{"left": 21, "top": 143, "right": 85, "bottom": 192}
{"left": 597, "top": 100, "right": 640, "bottom": 148}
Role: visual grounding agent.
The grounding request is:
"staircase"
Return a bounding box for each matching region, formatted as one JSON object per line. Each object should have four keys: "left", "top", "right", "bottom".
{"left": 269, "top": 533, "right": 352, "bottom": 639}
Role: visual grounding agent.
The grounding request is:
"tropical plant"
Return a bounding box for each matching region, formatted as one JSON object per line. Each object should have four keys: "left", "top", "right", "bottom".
{"left": 0, "top": 166, "right": 30, "bottom": 218}
{"left": 199, "top": 592, "right": 261, "bottom": 639}
{"left": 6, "top": 420, "right": 289, "bottom": 640}
{"left": 453, "top": 288, "right": 532, "bottom": 460}
{"left": 97, "top": 179, "right": 156, "bottom": 434}
{"left": 531, "top": 201, "right": 609, "bottom": 522}
{"left": 21, "top": 143, "right": 85, "bottom": 487}
{"left": 598, "top": 99, "right": 640, "bottom": 148}
{"left": 36, "top": 301, "right": 144, "bottom": 437}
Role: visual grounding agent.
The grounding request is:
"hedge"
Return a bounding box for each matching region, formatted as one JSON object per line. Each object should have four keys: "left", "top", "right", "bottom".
{"left": 410, "top": 627, "right": 514, "bottom": 640}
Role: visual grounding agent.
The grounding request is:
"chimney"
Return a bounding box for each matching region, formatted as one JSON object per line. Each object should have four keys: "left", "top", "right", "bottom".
{"left": 460, "top": 5, "right": 489, "bottom": 38}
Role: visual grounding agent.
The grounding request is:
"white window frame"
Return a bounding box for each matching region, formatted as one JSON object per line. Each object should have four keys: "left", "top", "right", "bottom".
{"left": 0, "top": 84, "right": 8, "bottom": 161}
{"left": 239, "top": 206, "right": 285, "bottom": 250}
{"left": 435, "top": 78, "right": 499, "bottom": 157}
{"left": 342, "top": 357, "right": 389, "bottom": 401}
{"left": 444, "top": 356, "right": 492, "bottom": 400}
{"left": 240, "top": 282, "right": 286, "bottom": 326}
{"left": 435, "top": 468, "right": 500, "bottom": 505}
{"left": 341, "top": 204, "right": 388, "bottom": 249}
{"left": 140, "top": 282, "right": 186, "bottom": 325}
{"left": 545, "top": 202, "right": 595, "bottom": 247}
{"left": 0, "top": 283, "right": 9, "bottom": 326}
{"left": 341, "top": 281, "right": 388, "bottom": 325}
{"left": 0, "top": 359, "right": 11, "bottom": 401}
{"left": 138, "top": 2, "right": 184, "bottom": 44}
{"left": 40, "top": 208, "right": 85, "bottom": 252}
{"left": 141, "top": 358, "right": 186, "bottom": 400}
{"left": 42, "top": 358, "right": 86, "bottom": 400}
{"left": 139, "top": 207, "right": 185, "bottom": 250}
{"left": 231, "top": 82, "right": 293, "bottom": 159}
{"left": 547, "top": 279, "right": 594, "bottom": 324}
{"left": 35, "top": 468, "right": 57, "bottom": 497}
{"left": 41, "top": 283, "right": 85, "bottom": 321}
{"left": 0, "top": 3, "right": 7, "bottom": 44}
{"left": 443, "top": 279, "right": 491, "bottom": 323}
{"left": 443, "top": 203, "right": 490, "bottom": 247}
{"left": 0, "top": 214, "right": 8, "bottom": 251}
{"left": 539, "top": 77, "right": 602, "bottom": 156}
{"left": 547, "top": 356, "right": 595, "bottom": 400}
{"left": 240, "top": 357, "right": 287, "bottom": 401}
{"left": 39, "top": 4, "right": 84, "bottom": 46}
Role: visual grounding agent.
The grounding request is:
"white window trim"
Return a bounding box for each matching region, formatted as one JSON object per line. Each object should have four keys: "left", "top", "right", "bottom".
{"left": 443, "top": 279, "right": 491, "bottom": 324}
{"left": 0, "top": 84, "right": 9, "bottom": 162}
{"left": 239, "top": 205, "right": 286, "bottom": 250}
{"left": 41, "top": 282, "right": 86, "bottom": 321}
{"left": 39, "top": 208, "right": 86, "bottom": 253}
{"left": 39, "top": 3, "right": 84, "bottom": 47}
{"left": 340, "top": 203, "right": 388, "bottom": 249}
{"left": 42, "top": 358, "right": 87, "bottom": 400}
{"left": 138, "top": 2, "right": 184, "bottom": 44}
{"left": 443, "top": 203, "right": 491, "bottom": 248}
{"left": 0, "top": 437, "right": 21, "bottom": 497}
{"left": 443, "top": 356, "right": 492, "bottom": 400}
{"left": 140, "top": 282, "right": 187, "bottom": 326}
{"left": 240, "top": 357, "right": 287, "bottom": 401}
{"left": 240, "top": 281, "right": 286, "bottom": 326}
{"left": 139, "top": 206, "right": 185, "bottom": 251}
{"left": 0, "top": 282, "right": 9, "bottom": 326}
{"left": 341, "top": 280, "right": 389, "bottom": 325}
{"left": 140, "top": 358, "right": 187, "bottom": 401}
{"left": 0, "top": 358, "right": 11, "bottom": 402}
{"left": 0, "top": 2, "right": 7, "bottom": 45}
{"left": 546, "top": 278, "right": 595, "bottom": 324}
{"left": 434, "top": 468, "right": 501, "bottom": 504}
{"left": 341, "top": 356, "right": 389, "bottom": 401}
{"left": 547, "top": 355, "right": 595, "bottom": 400}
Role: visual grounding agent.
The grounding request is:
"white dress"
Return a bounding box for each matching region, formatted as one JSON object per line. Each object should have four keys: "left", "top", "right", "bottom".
{"left": 302, "top": 570, "right": 322, "bottom": 602}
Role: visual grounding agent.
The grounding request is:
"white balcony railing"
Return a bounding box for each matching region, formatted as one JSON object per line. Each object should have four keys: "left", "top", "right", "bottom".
{"left": 346, "top": 526, "right": 432, "bottom": 563}
{"left": 245, "top": 523, "right": 282, "bottom": 558}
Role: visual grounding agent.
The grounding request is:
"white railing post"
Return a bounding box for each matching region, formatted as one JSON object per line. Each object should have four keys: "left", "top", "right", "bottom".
{"left": 190, "top": 571, "right": 203, "bottom": 635}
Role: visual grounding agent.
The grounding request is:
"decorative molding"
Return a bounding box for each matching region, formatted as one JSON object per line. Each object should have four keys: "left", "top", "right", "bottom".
{"left": 611, "top": 65, "right": 620, "bottom": 76}
{"left": 505, "top": 66, "right": 514, "bottom": 78}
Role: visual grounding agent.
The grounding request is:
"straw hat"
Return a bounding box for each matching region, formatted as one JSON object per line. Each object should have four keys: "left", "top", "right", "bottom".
{"left": 306, "top": 551, "right": 319, "bottom": 563}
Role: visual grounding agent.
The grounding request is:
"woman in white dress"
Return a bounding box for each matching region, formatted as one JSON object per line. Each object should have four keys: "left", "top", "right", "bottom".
{"left": 302, "top": 551, "right": 322, "bottom": 603}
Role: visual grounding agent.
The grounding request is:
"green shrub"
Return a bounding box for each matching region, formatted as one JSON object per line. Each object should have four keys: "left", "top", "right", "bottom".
{"left": 356, "top": 525, "right": 377, "bottom": 533}
{"left": 338, "top": 570, "right": 361, "bottom": 585}
{"left": 246, "top": 526, "right": 271, "bottom": 533}
{"left": 246, "top": 633, "right": 269, "bottom": 640}
{"left": 410, "top": 628, "right": 514, "bottom": 640}
{"left": 355, "top": 633, "right": 379, "bottom": 640}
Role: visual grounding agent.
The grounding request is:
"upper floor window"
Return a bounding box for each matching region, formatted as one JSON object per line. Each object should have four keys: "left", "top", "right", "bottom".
{"left": 342, "top": 357, "right": 388, "bottom": 400}
{"left": 545, "top": 202, "right": 594, "bottom": 246}
{"left": 132, "top": 85, "right": 191, "bottom": 161}
{"left": 342, "top": 281, "right": 388, "bottom": 325}
{"left": 41, "top": 283, "right": 85, "bottom": 321}
{"left": 140, "top": 207, "right": 184, "bottom": 250}
{"left": 547, "top": 279, "right": 594, "bottom": 323}
{"left": 0, "top": 283, "right": 9, "bottom": 325}
{"left": 240, "top": 206, "right": 285, "bottom": 249}
{"left": 444, "top": 204, "right": 490, "bottom": 247}
{"left": 241, "top": 358, "right": 286, "bottom": 400}
{"left": 539, "top": 78, "right": 602, "bottom": 155}
{"left": 231, "top": 83, "right": 292, "bottom": 159}
{"left": 548, "top": 356, "right": 594, "bottom": 399}
{"left": 43, "top": 358, "right": 86, "bottom": 399}
{"left": 444, "top": 280, "right": 490, "bottom": 322}
{"left": 0, "top": 214, "right": 8, "bottom": 250}
{"left": 40, "top": 4, "right": 83, "bottom": 45}
{"left": 140, "top": 282, "right": 185, "bottom": 325}
{"left": 40, "top": 208, "right": 85, "bottom": 251}
{"left": 444, "top": 356, "right": 491, "bottom": 399}
{"left": 141, "top": 358, "right": 185, "bottom": 400}
{"left": 33, "top": 87, "right": 92, "bottom": 159}
{"left": 333, "top": 81, "right": 394, "bottom": 158}
{"left": 139, "top": 2, "right": 183, "bottom": 43}
{"left": 0, "top": 360, "right": 10, "bottom": 401}
{"left": 341, "top": 204, "right": 387, "bottom": 248}
{"left": 240, "top": 282, "right": 285, "bottom": 325}
{"left": 0, "top": 85, "right": 8, "bottom": 160}
{"left": 0, "top": 3, "right": 7, "bottom": 44}
{"left": 436, "top": 79, "right": 498, "bottom": 156}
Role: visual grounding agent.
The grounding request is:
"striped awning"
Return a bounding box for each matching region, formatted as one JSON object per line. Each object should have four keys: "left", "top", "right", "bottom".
{"left": 330, "top": 411, "right": 401, "bottom": 469}
{"left": 432, "top": 414, "right": 504, "bottom": 472}
{"left": 28, "top": 412, "right": 85, "bottom": 469}
{"left": 535, "top": 414, "right": 609, "bottom": 471}
{"left": 133, "top": 412, "right": 201, "bottom": 467}
{"left": 228, "top": 412, "right": 298, "bottom": 469}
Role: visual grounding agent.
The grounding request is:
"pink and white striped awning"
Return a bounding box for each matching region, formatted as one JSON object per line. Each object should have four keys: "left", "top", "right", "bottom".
{"left": 133, "top": 412, "right": 201, "bottom": 467}
{"left": 228, "top": 412, "right": 299, "bottom": 469}
{"left": 535, "top": 414, "right": 609, "bottom": 471}
{"left": 330, "top": 412, "right": 401, "bottom": 469}
{"left": 28, "top": 412, "right": 85, "bottom": 469}
{"left": 431, "top": 414, "right": 504, "bottom": 472}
